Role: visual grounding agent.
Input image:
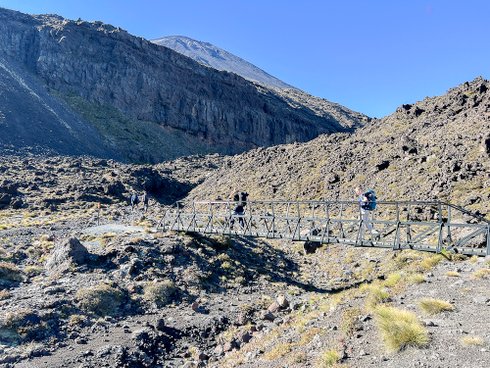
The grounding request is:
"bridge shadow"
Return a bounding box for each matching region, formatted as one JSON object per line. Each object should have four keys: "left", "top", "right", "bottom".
{"left": 182, "top": 232, "right": 333, "bottom": 294}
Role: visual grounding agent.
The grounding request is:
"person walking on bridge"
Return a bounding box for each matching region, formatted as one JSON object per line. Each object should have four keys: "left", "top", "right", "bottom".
{"left": 229, "top": 189, "right": 249, "bottom": 230}
{"left": 355, "top": 186, "right": 379, "bottom": 239}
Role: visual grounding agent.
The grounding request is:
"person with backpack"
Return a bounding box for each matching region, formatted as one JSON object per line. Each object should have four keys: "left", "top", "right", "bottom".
{"left": 229, "top": 189, "right": 249, "bottom": 229}
{"left": 140, "top": 190, "right": 149, "bottom": 212}
{"left": 130, "top": 191, "right": 139, "bottom": 211}
{"left": 355, "top": 186, "right": 379, "bottom": 239}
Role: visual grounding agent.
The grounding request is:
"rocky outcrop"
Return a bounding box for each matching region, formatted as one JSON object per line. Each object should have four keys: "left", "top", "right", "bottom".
{"left": 0, "top": 8, "right": 367, "bottom": 161}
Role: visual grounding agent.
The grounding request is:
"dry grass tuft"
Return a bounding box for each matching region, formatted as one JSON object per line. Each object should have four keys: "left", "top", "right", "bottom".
{"left": 316, "top": 349, "right": 340, "bottom": 367}
{"left": 473, "top": 268, "right": 490, "bottom": 279}
{"left": 0, "top": 262, "right": 23, "bottom": 282}
{"left": 445, "top": 271, "right": 460, "bottom": 277}
{"left": 374, "top": 305, "right": 429, "bottom": 351}
{"left": 419, "top": 298, "right": 454, "bottom": 315}
{"left": 76, "top": 283, "right": 125, "bottom": 316}
{"left": 420, "top": 254, "right": 444, "bottom": 270}
{"left": 407, "top": 273, "right": 426, "bottom": 284}
{"left": 143, "top": 280, "right": 177, "bottom": 307}
{"left": 461, "top": 336, "right": 484, "bottom": 346}
{"left": 263, "top": 342, "right": 293, "bottom": 361}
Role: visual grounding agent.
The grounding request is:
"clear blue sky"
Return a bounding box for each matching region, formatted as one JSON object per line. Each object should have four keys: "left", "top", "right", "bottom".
{"left": 0, "top": 0, "right": 488, "bottom": 118}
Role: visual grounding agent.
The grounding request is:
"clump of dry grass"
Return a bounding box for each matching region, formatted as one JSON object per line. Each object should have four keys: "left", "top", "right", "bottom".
{"left": 0, "top": 262, "right": 23, "bottom": 282}
{"left": 76, "top": 283, "right": 125, "bottom": 316}
{"left": 461, "top": 336, "right": 484, "bottom": 346}
{"left": 419, "top": 298, "right": 454, "bottom": 315}
{"left": 473, "top": 268, "right": 490, "bottom": 279}
{"left": 420, "top": 254, "right": 444, "bottom": 270}
{"left": 263, "top": 342, "right": 293, "bottom": 361}
{"left": 316, "top": 349, "right": 340, "bottom": 367}
{"left": 446, "top": 271, "right": 460, "bottom": 277}
{"left": 374, "top": 306, "right": 429, "bottom": 351}
{"left": 362, "top": 284, "right": 390, "bottom": 309}
{"left": 143, "top": 280, "right": 177, "bottom": 307}
{"left": 340, "top": 307, "right": 363, "bottom": 337}
{"left": 407, "top": 273, "right": 426, "bottom": 284}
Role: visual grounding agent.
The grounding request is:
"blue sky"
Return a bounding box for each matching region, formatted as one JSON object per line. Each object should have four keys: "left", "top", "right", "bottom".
{"left": 0, "top": 0, "right": 488, "bottom": 118}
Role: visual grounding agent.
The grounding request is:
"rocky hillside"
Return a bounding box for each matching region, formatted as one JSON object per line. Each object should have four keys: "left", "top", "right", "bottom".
{"left": 152, "top": 35, "right": 293, "bottom": 89}
{"left": 189, "top": 77, "right": 490, "bottom": 216}
{"left": 153, "top": 36, "right": 368, "bottom": 131}
{"left": 0, "top": 8, "right": 367, "bottom": 163}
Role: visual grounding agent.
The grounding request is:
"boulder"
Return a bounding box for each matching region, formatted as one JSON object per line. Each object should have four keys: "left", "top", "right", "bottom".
{"left": 45, "top": 238, "right": 91, "bottom": 274}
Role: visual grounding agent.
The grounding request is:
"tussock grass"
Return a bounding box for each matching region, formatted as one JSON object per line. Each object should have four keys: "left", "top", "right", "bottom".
{"left": 0, "top": 262, "right": 23, "bottom": 282}
{"left": 419, "top": 298, "right": 454, "bottom": 315}
{"left": 383, "top": 272, "right": 402, "bottom": 288}
{"left": 473, "top": 268, "right": 490, "bottom": 279}
{"left": 363, "top": 284, "right": 390, "bottom": 309}
{"left": 407, "top": 273, "right": 426, "bottom": 284}
{"left": 316, "top": 349, "right": 340, "bottom": 367}
{"left": 76, "top": 283, "right": 125, "bottom": 316}
{"left": 445, "top": 271, "right": 460, "bottom": 277}
{"left": 461, "top": 336, "right": 484, "bottom": 346}
{"left": 420, "top": 254, "right": 444, "bottom": 270}
{"left": 374, "top": 306, "right": 429, "bottom": 351}
{"left": 263, "top": 342, "right": 293, "bottom": 361}
{"left": 143, "top": 280, "right": 177, "bottom": 307}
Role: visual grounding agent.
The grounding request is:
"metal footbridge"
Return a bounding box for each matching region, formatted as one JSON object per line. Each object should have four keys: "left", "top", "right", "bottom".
{"left": 159, "top": 200, "right": 490, "bottom": 256}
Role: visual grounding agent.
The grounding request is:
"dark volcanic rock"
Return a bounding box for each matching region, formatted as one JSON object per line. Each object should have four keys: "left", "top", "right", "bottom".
{"left": 0, "top": 7, "right": 366, "bottom": 162}
{"left": 45, "top": 237, "right": 91, "bottom": 274}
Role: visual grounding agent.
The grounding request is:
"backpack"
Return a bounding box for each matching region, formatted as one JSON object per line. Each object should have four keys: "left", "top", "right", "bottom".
{"left": 233, "top": 191, "right": 249, "bottom": 206}
{"left": 362, "top": 189, "right": 377, "bottom": 211}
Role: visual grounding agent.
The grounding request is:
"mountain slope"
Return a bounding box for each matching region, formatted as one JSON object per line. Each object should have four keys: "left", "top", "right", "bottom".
{"left": 152, "top": 35, "right": 292, "bottom": 90}
{"left": 0, "top": 8, "right": 367, "bottom": 162}
{"left": 189, "top": 77, "right": 490, "bottom": 215}
{"left": 153, "top": 36, "right": 368, "bottom": 130}
{"left": 0, "top": 57, "right": 116, "bottom": 158}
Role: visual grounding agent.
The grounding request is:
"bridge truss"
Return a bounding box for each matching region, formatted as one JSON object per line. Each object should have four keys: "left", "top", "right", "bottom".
{"left": 159, "top": 200, "right": 490, "bottom": 256}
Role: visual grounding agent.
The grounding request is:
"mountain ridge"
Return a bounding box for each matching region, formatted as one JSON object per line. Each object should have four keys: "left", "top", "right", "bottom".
{"left": 0, "top": 7, "right": 367, "bottom": 162}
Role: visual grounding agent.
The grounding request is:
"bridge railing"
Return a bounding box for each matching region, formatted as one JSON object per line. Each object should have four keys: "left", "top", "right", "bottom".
{"left": 158, "top": 200, "right": 489, "bottom": 256}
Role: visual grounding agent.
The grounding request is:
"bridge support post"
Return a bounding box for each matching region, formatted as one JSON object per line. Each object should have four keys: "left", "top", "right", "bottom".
{"left": 486, "top": 225, "right": 490, "bottom": 256}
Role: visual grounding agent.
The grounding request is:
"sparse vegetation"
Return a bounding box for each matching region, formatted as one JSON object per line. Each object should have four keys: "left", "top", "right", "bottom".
{"left": 473, "top": 268, "right": 490, "bottom": 279}
{"left": 461, "top": 336, "right": 484, "bottom": 346}
{"left": 374, "top": 305, "right": 429, "bottom": 351}
{"left": 407, "top": 273, "right": 426, "bottom": 284}
{"left": 143, "top": 280, "right": 177, "bottom": 307}
{"left": 0, "top": 262, "right": 23, "bottom": 282}
{"left": 446, "top": 271, "right": 460, "bottom": 277}
{"left": 419, "top": 298, "right": 454, "bottom": 315}
{"left": 316, "top": 349, "right": 340, "bottom": 367}
{"left": 76, "top": 283, "right": 125, "bottom": 316}
{"left": 420, "top": 254, "right": 444, "bottom": 270}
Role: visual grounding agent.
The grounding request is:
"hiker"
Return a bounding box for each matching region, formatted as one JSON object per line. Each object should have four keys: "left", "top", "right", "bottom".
{"left": 140, "top": 190, "right": 149, "bottom": 212}
{"left": 130, "top": 191, "right": 139, "bottom": 211}
{"left": 230, "top": 190, "right": 249, "bottom": 229}
{"left": 355, "top": 186, "right": 379, "bottom": 239}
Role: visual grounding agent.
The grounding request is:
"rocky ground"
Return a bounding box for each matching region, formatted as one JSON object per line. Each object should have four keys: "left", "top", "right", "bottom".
{"left": 0, "top": 153, "right": 489, "bottom": 367}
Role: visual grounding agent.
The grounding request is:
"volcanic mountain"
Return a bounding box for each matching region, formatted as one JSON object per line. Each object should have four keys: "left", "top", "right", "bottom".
{"left": 0, "top": 8, "right": 367, "bottom": 162}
